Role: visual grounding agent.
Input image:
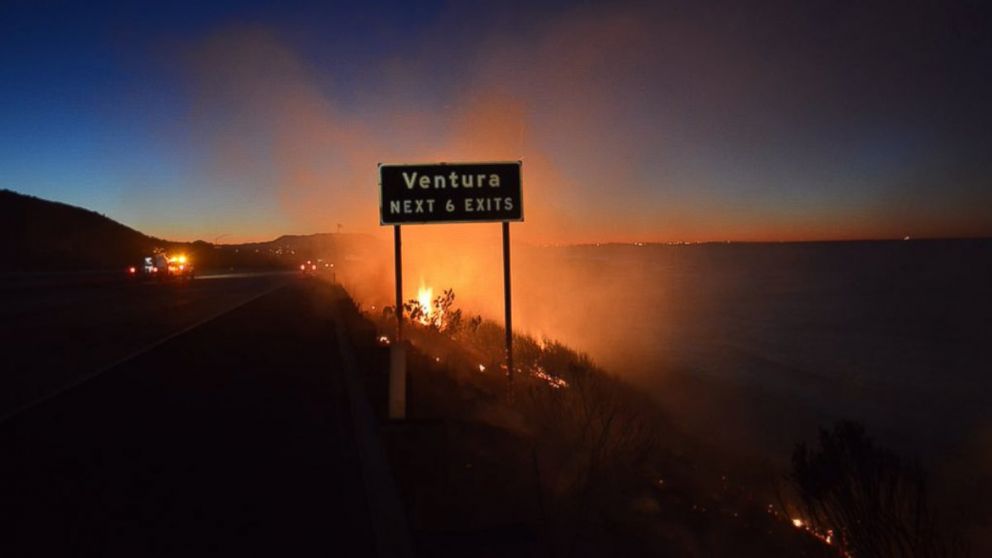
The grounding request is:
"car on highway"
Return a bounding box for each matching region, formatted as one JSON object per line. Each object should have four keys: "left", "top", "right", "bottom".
{"left": 129, "top": 253, "right": 194, "bottom": 281}
{"left": 299, "top": 260, "right": 318, "bottom": 274}
{"left": 164, "top": 254, "right": 194, "bottom": 279}
{"left": 299, "top": 259, "right": 334, "bottom": 276}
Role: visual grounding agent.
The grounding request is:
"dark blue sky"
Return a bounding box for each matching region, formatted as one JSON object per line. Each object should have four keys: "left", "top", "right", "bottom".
{"left": 2, "top": 0, "right": 990, "bottom": 242}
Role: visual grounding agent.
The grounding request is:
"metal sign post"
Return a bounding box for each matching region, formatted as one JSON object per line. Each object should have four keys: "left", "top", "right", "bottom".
{"left": 394, "top": 225, "right": 403, "bottom": 342}
{"left": 389, "top": 224, "right": 406, "bottom": 419}
{"left": 379, "top": 161, "right": 523, "bottom": 416}
{"left": 502, "top": 221, "right": 513, "bottom": 387}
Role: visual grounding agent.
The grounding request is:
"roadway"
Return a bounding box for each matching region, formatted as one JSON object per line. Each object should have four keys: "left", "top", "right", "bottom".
{"left": 0, "top": 271, "right": 295, "bottom": 418}
{"left": 0, "top": 278, "right": 384, "bottom": 556}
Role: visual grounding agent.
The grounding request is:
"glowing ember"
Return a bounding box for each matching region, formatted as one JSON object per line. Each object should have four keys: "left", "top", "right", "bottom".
{"left": 478, "top": 364, "right": 486, "bottom": 372}
{"left": 787, "top": 518, "right": 842, "bottom": 552}
{"left": 378, "top": 335, "right": 390, "bottom": 345}
{"left": 532, "top": 365, "right": 569, "bottom": 389}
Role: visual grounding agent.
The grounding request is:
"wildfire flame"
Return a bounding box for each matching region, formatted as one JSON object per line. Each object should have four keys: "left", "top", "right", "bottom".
{"left": 404, "top": 282, "right": 570, "bottom": 390}
{"left": 411, "top": 282, "right": 449, "bottom": 328}
{"left": 417, "top": 284, "right": 434, "bottom": 325}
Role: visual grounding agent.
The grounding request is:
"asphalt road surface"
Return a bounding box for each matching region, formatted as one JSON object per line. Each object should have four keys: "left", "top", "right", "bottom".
{"left": 0, "top": 279, "right": 380, "bottom": 556}
{"left": 0, "top": 272, "right": 294, "bottom": 418}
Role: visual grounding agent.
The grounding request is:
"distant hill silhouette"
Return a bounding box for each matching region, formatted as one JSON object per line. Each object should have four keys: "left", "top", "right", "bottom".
{"left": 0, "top": 189, "right": 380, "bottom": 272}
{"left": 0, "top": 189, "right": 167, "bottom": 272}
{"left": 238, "top": 233, "right": 379, "bottom": 259}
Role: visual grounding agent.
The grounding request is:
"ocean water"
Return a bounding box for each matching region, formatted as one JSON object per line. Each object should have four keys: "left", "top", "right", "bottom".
{"left": 513, "top": 240, "right": 992, "bottom": 468}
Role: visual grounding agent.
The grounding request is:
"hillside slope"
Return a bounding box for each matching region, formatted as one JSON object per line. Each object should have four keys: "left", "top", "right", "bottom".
{"left": 0, "top": 189, "right": 164, "bottom": 272}
{"left": 0, "top": 189, "right": 382, "bottom": 272}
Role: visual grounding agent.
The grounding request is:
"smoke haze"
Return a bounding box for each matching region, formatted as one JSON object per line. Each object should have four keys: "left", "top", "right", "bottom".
{"left": 169, "top": 2, "right": 992, "bottom": 245}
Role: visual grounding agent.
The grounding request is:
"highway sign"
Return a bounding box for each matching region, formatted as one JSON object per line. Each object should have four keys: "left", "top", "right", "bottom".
{"left": 379, "top": 161, "right": 523, "bottom": 225}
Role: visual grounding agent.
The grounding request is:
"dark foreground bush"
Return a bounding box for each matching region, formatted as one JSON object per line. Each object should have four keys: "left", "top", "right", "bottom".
{"left": 792, "top": 421, "right": 966, "bottom": 557}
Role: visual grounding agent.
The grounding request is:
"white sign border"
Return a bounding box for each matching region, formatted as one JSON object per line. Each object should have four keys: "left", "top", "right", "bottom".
{"left": 377, "top": 160, "right": 524, "bottom": 226}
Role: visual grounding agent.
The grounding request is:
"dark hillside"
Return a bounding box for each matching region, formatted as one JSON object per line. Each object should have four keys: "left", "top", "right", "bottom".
{"left": 0, "top": 189, "right": 380, "bottom": 273}
{"left": 237, "top": 232, "right": 382, "bottom": 264}
{"left": 0, "top": 189, "right": 163, "bottom": 272}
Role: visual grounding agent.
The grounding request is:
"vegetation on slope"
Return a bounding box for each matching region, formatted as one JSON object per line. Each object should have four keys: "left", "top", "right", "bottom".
{"left": 337, "top": 288, "right": 840, "bottom": 557}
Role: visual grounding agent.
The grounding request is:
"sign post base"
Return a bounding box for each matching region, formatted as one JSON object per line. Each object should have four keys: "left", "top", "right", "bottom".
{"left": 388, "top": 343, "right": 406, "bottom": 420}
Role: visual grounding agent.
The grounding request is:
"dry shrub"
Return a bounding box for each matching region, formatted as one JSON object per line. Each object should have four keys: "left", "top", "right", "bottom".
{"left": 792, "top": 421, "right": 966, "bottom": 558}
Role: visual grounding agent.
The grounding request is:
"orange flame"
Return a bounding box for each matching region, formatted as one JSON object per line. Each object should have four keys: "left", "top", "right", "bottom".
{"left": 416, "top": 284, "right": 434, "bottom": 325}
